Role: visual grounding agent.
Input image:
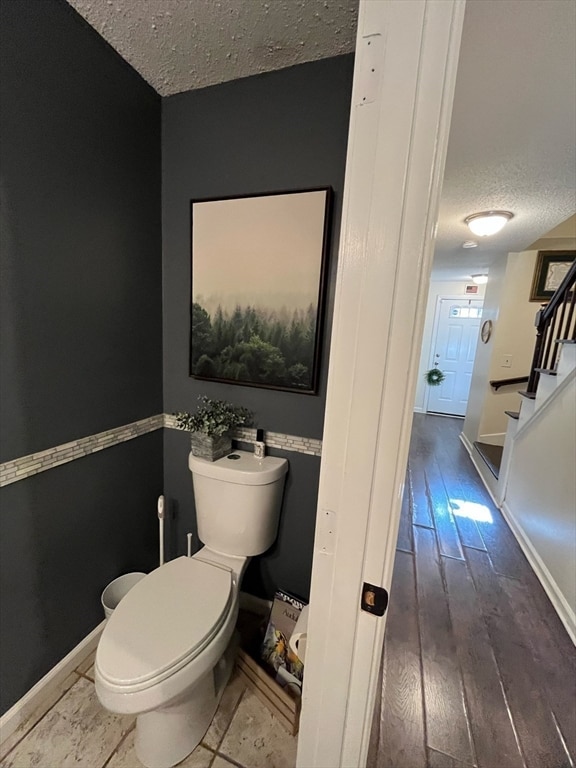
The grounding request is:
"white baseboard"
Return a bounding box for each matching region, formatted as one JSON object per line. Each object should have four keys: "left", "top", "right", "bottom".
{"left": 239, "top": 591, "right": 272, "bottom": 617}
{"left": 0, "top": 620, "right": 106, "bottom": 745}
{"left": 1, "top": 594, "right": 273, "bottom": 746}
{"left": 462, "top": 427, "right": 575, "bottom": 644}
{"left": 500, "top": 502, "right": 576, "bottom": 645}
{"left": 459, "top": 431, "right": 473, "bottom": 455}
{"left": 413, "top": 406, "right": 424, "bottom": 413}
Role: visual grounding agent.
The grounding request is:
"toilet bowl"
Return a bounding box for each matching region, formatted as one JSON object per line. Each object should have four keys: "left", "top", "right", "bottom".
{"left": 95, "top": 550, "right": 246, "bottom": 768}
{"left": 95, "top": 449, "right": 288, "bottom": 768}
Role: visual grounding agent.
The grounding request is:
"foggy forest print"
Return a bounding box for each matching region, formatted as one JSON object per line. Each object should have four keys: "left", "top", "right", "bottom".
{"left": 190, "top": 189, "right": 330, "bottom": 392}
{"left": 192, "top": 301, "right": 317, "bottom": 389}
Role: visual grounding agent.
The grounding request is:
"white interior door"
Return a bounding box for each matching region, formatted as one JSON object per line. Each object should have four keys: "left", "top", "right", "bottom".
{"left": 427, "top": 298, "right": 482, "bottom": 416}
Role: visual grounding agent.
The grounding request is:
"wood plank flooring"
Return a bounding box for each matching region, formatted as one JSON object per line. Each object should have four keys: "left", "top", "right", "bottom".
{"left": 368, "top": 413, "right": 576, "bottom": 768}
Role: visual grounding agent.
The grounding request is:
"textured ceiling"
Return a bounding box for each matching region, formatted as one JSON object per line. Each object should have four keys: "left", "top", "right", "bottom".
{"left": 67, "top": 0, "right": 358, "bottom": 95}
{"left": 433, "top": 0, "right": 576, "bottom": 279}
{"left": 67, "top": 0, "right": 575, "bottom": 280}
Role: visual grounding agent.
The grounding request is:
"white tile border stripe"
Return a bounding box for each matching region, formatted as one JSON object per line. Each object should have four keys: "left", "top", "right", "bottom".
{"left": 0, "top": 415, "right": 164, "bottom": 487}
{"left": 163, "top": 414, "right": 322, "bottom": 456}
{"left": 0, "top": 414, "right": 322, "bottom": 487}
{"left": 232, "top": 426, "right": 323, "bottom": 456}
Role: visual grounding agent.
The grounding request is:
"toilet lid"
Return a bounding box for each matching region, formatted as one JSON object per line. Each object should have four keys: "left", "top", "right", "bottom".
{"left": 97, "top": 557, "right": 232, "bottom": 688}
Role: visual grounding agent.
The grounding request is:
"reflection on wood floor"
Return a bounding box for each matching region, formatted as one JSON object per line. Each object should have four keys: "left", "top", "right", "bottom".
{"left": 368, "top": 413, "right": 576, "bottom": 768}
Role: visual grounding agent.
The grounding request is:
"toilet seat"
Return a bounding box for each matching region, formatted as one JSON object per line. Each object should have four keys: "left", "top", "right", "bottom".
{"left": 97, "top": 556, "right": 233, "bottom": 692}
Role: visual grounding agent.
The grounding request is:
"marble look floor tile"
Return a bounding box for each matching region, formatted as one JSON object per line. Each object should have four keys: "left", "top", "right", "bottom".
{"left": 75, "top": 650, "right": 96, "bottom": 676}
{"left": 217, "top": 690, "right": 298, "bottom": 768}
{"left": 0, "top": 673, "right": 79, "bottom": 762}
{"left": 2, "top": 676, "right": 134, "bottom": 768}
{"left": 105, "top": 730, "right": 214, "bottom": 768}
{"left": 202, "top": 669, "right": 247, "bottom": 750}
{"left": 211, "top": 757, "right": 241, "bottom": 768}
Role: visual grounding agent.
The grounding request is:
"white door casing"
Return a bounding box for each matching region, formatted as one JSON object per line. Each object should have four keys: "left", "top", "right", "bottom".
{"left": 426, "top": 298, "right": 483, "bottom": 416}
{"left": 296, "top": 2, "right": 466, "bottom": 768}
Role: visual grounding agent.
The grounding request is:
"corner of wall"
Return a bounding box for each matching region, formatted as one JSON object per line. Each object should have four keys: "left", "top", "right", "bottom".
{"left": 462, "top": 257, "right": 508, "bottom": 444}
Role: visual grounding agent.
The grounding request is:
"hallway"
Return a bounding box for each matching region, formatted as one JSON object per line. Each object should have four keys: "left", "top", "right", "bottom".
{"left": 369, "top": 414, "right": 576, "bottom": 768}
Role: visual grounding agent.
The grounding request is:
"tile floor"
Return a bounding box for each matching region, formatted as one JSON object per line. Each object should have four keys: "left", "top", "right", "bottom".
{"left": 0, "top": 652, "right": 298, "bottom": 768}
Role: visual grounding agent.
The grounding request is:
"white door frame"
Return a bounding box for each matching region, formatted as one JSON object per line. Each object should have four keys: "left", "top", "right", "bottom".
{"left": 296, "top": 2, "right": 466, "bottom": 767}
{"left": 424, "top": 295, "right": 484, "bottom": 414}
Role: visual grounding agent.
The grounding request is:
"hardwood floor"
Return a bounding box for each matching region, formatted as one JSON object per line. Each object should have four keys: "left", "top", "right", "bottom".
{"left": 368, "top": 413, "right": 576, "bottom": 768}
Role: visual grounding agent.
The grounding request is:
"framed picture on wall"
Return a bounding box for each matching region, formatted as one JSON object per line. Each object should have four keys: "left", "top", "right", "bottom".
{"left": 529, "top": 250, "right": 575, "bottom": 302}
{"left": 189, "top": 188, "right": 332, "bottom": 394}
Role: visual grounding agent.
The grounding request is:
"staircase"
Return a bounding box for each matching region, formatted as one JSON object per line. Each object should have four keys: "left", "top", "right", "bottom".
{"left": 504, "top": 258, "right": 576, "bottom": 472}
{"left": 527, "top": 259, "right": 576, "bottom": 393}
{"left": 477, "top": 261, "right": 576, "bottom": 483}
{"left": 498, "top": 340, "right": 575, "bottom": 498}
{"left": 515, "top": 340, "right": 576, "bottom": 431}
{"left": 494, "top": 262, "right": 576, "bottom": 643}
{"left": 498, "top": 254, "right": 575, "bottom": 498}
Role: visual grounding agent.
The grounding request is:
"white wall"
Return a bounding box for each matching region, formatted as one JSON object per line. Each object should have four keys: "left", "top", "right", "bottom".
{"left": 462, "top": 256, "right": 507, "bottom": 447}
{"left": 464, "top": 243, "right": 576, "bottom": 447}
{"left": 502, "top": 372, "right": 576, "bottom": 641}
{"left": 477, "top": 250, "right": 541, "bottom": 440}
{"left": 414, "top": 280, "right": 486, "bottom": 412}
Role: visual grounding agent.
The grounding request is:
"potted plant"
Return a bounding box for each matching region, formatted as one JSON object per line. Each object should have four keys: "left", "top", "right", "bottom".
{"left": 174, "top": 396, "right": 253, "bottom": 461}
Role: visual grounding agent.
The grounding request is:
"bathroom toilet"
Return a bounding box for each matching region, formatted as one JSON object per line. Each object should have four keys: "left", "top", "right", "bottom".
{"left": 95, "top": 450, "right": 288, "bottom": 768}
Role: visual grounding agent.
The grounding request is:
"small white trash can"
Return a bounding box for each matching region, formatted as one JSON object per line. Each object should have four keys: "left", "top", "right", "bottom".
{"left": 101, "top": 572, "right": 146, "bottom": 619}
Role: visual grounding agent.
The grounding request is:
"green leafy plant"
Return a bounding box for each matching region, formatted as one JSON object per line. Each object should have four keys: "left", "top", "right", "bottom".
{"left": 424, "top": 367, "right": 446, "bottom": 386}
{"left": 174, "top": 396, "right": 252, "bottom": 437}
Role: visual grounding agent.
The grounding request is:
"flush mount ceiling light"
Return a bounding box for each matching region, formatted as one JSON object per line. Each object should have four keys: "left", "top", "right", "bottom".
{"left": 462, "top": 240, "right": 478, "bottom": 249}
{"left": 465, "top": 210, "right": 513, "bottom": 237}
{"left": 471, "top": 274, "right": 488, "bottom": 285}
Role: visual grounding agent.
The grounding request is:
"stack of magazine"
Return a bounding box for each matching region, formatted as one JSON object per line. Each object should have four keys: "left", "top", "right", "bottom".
{"left": 260, "top": 589, "right": 307, "bottom": 695}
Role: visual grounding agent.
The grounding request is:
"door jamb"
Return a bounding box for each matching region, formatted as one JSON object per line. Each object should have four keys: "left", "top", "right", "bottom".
{"left": 296, "top": 2, "right": 466, "bottom": 766}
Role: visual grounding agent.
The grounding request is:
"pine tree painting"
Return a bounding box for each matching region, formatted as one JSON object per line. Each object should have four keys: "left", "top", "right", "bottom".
{"left": 190, "top": 189, "right": 331, "bottom": 393}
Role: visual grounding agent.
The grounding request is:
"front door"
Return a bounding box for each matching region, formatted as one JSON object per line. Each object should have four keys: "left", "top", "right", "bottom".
{"left": 427, "top": 298, "right": 483, "bottom": 416}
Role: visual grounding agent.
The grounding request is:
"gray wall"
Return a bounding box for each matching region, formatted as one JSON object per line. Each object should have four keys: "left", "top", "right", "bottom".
{"left": 162, "top": 56, "right": 354, "bottom": 600}
{"left": 0, "top": 0, "right": 163, "bottom": 714}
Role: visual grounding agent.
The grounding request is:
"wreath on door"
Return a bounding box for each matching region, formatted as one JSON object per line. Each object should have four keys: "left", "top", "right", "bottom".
{"left": 425, "top": 367, "right": 446, "bottom": 386}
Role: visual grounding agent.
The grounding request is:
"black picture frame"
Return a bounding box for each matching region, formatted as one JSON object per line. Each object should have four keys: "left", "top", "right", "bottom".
{"left": 189, "top": 187, "right": 332, "bottom": 394}
{"left": 530, "top": 250, "right": 575, "bottom": 302}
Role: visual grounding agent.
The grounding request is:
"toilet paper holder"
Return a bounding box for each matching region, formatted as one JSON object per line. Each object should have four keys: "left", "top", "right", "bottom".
{"left": 288, "top": 604, "right": 309, "bottom": 664}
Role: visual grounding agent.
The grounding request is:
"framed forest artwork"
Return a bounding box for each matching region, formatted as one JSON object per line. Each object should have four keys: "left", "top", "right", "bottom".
{"left": 190, "top": 188, "right": 332, "bottom": 394}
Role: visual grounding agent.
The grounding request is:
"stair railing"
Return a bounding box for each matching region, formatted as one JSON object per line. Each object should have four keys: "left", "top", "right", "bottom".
{"left": 527, "top": 260, "right": 576, "bottom": 393}
{"left": 489, "top": 375, "right": 529, "bottom": 390}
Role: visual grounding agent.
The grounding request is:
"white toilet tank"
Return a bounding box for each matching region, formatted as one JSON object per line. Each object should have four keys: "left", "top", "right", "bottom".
{"left": 189, "top": 450, "right": 288, "bottom": 556}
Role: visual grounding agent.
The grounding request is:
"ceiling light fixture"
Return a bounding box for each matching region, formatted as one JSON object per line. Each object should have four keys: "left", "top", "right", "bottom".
{"left": 471, "top": 274, "right": 488, "bottom": 285}
{"left": 465, "top": 210, "right": 513, "bottom": 237}
{"left": 462, "top": 240, "right": 478, "bottom": 249}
